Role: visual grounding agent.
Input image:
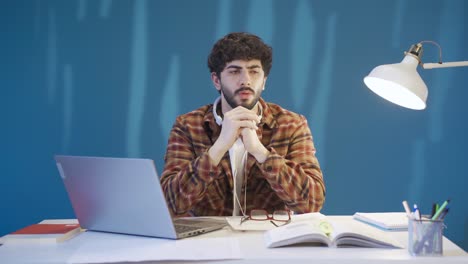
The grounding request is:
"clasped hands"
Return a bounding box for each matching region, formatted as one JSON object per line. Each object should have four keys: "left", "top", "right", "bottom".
{"left": 209, "top": 106, "right": 269, "bottom": 165}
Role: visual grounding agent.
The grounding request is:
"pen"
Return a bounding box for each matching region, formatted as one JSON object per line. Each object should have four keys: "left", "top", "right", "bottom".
{"left": 413, "top": 204, "right": 421, "bottom": 220}
{"left": 439, "top": 208, "right": 450, "bottom": 220}
{"left": 430, "top": 203, "right": 438, "bottom": 218}
{"left": 402, "top": 200, "right": 412, "bottom": 219}
{"left": 431, "top": 199, "right": 450, "bottom": 220}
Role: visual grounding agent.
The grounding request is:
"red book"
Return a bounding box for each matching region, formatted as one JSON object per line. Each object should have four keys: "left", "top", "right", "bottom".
{"left": 2, "top": 224, "right": 82, "bottom": 244}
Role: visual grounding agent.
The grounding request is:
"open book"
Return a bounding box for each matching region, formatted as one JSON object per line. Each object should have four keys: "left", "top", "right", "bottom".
{"left": 264, "top": 218, "right": 403, "bottom": 248}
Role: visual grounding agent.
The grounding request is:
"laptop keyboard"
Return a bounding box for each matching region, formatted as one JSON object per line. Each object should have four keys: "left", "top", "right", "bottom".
{"left": 174, "top": 224, "right": 202, "bottom": 233}
{"left": 173, "top": 218, "right": 227, "bottom": 235}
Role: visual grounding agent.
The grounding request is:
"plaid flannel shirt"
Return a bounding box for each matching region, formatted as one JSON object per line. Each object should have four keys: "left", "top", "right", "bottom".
{"left": 160, "top": 98, "right": 325, "bottom": 216}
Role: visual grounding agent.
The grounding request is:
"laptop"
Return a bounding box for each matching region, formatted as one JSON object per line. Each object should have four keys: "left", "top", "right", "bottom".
{"left": 54, "top": 155, "right": 227, "bottom": 239}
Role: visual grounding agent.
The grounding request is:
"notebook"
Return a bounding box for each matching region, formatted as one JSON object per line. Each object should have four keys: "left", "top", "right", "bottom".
{"left": 54, "top": 155, "right": 227, "bottom": 239}
{"left": 353, "top": 212, "right": 408, "bottom": 231}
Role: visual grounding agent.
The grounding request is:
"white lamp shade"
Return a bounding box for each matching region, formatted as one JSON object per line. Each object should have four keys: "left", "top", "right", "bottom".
{"left": 364, "top": 55, "right": 428, "bottom": 110}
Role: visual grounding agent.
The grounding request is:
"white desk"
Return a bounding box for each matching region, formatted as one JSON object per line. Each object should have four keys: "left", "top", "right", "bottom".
{"left": 0, "top": 216, "right": 466, "bottom": 264}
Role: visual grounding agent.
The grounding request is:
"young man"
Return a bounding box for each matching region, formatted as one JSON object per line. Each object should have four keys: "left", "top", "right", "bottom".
{"left": 161, "top": 32, "right": 325, "bottom": 217}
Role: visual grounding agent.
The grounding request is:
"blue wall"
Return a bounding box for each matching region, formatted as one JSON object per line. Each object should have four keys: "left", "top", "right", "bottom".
{"left": 1, "top": 0, "right": 467, "bottom": 250}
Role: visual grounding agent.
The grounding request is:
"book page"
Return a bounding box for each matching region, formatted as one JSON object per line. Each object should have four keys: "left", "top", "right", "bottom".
{"left": 264, "top": 221, "right": 331, "bottom": 248}
{"left": 329, "top": 220, "right": 403, "bottom": 248}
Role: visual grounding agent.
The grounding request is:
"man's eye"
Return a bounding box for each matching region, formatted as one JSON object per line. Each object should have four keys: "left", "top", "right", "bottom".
{"left": 250, "top": 71, "right": 259, "bottom": 74}
{"left": 230, "top": 70, "right": 239, "bottom": 74}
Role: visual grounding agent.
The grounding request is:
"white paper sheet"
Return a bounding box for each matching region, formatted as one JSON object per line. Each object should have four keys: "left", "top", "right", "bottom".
{"left": 68, "top": 231, "right": 241, "bottom": 263}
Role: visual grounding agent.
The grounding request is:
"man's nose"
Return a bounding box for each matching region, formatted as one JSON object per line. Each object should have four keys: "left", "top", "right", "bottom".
{"left": 239, "top": 71, "right": 251, "bottom": 87}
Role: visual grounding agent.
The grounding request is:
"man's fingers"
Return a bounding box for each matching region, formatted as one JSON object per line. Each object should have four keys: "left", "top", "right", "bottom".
{"left": 237, "top": 120, "right": 258, "bottom": 130}
{"left": 225, "top": 108, "right": 261, "bottom": 123}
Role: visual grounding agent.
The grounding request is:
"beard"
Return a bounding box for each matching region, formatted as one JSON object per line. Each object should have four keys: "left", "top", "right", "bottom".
{"left": 220, "top": 82, "right": 263, "bottom": 110}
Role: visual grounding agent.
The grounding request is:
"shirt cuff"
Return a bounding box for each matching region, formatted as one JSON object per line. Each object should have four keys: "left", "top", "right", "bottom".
{"left": 197, "top": 151, "right": 223, "bottom": 182}
{"left": 259, "top": 147, "right": 284, "bottom": 179}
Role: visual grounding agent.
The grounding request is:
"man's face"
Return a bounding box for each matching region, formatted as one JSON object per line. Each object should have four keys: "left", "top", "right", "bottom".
{"left": 213, "top": 59, "right": 267, "bottom": 110}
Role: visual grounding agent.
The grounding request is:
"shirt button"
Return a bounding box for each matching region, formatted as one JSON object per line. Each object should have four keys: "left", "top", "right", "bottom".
{"left": 266, "top": 166, "right": 272, "bottom": 172}
{"left": 209, "top": 171, "right": 215, "bottom": 177}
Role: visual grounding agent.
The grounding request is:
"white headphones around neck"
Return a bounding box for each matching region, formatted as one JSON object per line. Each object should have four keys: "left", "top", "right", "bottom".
{"left": 213, "top": 96, "right": 223, "bottom": 126}
{"left": 212, "top": 96, "right": 263, "bottom": 127}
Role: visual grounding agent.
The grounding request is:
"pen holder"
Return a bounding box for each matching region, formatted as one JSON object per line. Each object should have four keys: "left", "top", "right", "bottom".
{"left": 408, "top": 218, "right": 444, "bottom": 256}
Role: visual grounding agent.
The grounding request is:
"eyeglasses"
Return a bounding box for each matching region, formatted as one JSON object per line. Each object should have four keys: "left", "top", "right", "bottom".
{"left": 240, "top": 209, "right": 291, "bottom": 227}
{"left": 233, "top": 155, "right": 290, "bottom": 227}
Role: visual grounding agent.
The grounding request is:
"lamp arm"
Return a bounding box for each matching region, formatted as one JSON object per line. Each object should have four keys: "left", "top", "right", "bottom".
{"left": 422, "top": 61, "right": 468, "bottom": 69}
{"left": 417, "top": 41, "right": 468, "bottom": 69}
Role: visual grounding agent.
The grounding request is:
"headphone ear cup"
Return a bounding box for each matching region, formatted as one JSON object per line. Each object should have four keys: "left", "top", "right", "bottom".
{"left": 212, "top": 97, "right": 223, "bottom": 126}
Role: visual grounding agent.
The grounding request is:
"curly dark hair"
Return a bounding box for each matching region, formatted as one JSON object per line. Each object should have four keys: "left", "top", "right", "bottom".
{"left": 207, "top": 32, "right": 273, "bottom": 77}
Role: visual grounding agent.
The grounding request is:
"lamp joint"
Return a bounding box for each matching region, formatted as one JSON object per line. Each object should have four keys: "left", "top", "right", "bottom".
{"left": 404, "top": 43, "right": 423, "bottom": 64}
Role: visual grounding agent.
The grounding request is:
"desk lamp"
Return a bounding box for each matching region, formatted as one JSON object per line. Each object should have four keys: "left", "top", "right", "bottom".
{"left": 363, "top": 41, "right": 468, "bottom": 110}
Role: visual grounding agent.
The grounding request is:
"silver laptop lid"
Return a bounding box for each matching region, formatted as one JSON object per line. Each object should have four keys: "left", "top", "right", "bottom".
{"left": 55, "top": 155, "right": 178, "bottom": 239}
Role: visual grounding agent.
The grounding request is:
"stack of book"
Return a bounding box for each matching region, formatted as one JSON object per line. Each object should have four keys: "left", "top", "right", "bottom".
{"left": 1, "top": 223, "right": 82, "bottom": 244}
{"left": 352, "top": 212, "right": 408, "bottom": 231}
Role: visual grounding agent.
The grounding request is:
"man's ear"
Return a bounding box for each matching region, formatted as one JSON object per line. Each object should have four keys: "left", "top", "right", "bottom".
{"left": 263, "top": 77, "right": 268, "bottom": 90}
{"left": 211, "top": 72, "right": 221, "bottom": 91}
